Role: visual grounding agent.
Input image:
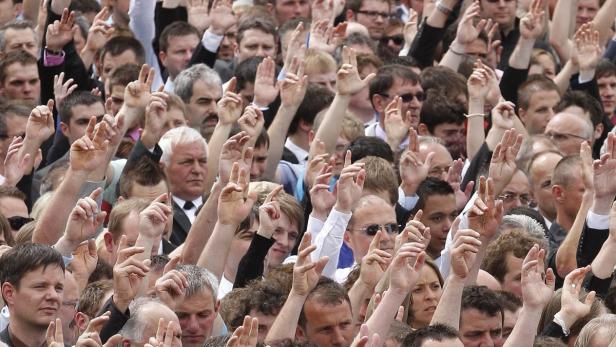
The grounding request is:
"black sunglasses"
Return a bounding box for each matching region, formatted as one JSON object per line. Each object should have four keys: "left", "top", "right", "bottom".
{"left": 8, "top": 216, "right": 34, "bottom": 230}
{"left": 358, "top": 223, "right": 400, "bottom": 236}
{"left": 380, "top": 35, "right": 404, "bottom": 45}
{"left": 380, "top": 92, "right": 426, "bottom": 102}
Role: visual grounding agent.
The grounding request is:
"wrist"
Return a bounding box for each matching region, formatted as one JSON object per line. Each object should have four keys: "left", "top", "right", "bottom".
{"left": 112, "top": 295, "right": 130, "bottom": 313}
{"left": 555, "top": 310, "right": 576, "bottom": 331}
{"left": 54, "top": 236, "right": 78, "bottom": 256}
{"left": 289, "top": 288, "right": 310, "bottom": 299}
{"left": 311, "top": 210, "right": 328, "bottom": 221}
{"left": 400, "top": 182, "right": 419, "bottom": 197}
{"left": 207, "top": 25, "right": 226, "bottom": 37}
{"left": 256, "top": 227, "right": 273, "bottom": 239}
{"left": 450, "top": 40, "right": 466, "bottom": 54}
{"left": 333, "top": 202, "right": 351, "bottom": 214}
{"left": 252, "top": 96, "right": 272, "bottom": 109}
{"left": 579, "top": 68, "right": 596, "bottom": 82}
{"left": 518, "top": 37, "right": 536, "bottom": 49}
{"left": 140, "top": 130, "right": 159, "bottom": 149}
{"left": 591, "top": 194, "right": 614, "bottom": 215}
{"left": 468, "top": 98, "right": 485, "bottom": 112}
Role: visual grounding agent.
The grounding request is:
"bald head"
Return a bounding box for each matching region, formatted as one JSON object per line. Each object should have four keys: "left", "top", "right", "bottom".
{"left": 418, "top": 139, "right": 453, "bottom": 180}
{"left": 544, "top": 113, "right": 593, "bottom": 156}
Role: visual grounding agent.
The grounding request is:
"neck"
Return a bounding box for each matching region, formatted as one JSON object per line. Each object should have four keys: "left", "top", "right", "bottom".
{"left": 501, "top": 21, "right": 515, "bottom": 36}
{"left": 539, "top": 207, "right": 556, "bottom": 223}
{"left": 8, "top": 319, "right": 48, "bottom": 347}
{"left": 288, "top": 133, "right": 309, "bottom": 152}
{"left": 555, "top": 209, "right": 574, "bottom": 232}
{"left": 348, "top": 105, "right": 375, "bottom": 124}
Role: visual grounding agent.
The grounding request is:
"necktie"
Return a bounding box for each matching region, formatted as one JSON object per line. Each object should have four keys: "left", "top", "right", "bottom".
{"left": 183, "top": 200, "right": 195, "bottom": 210}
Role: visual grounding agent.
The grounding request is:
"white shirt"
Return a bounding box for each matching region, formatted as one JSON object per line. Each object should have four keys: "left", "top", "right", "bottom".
{"left": 285, "top": 138, "right": 309, "bottom": 165}
{"left": 172, "top": 196, "right": 203, "bottom": 225}
{"left": 310, "top": 209, "right": 353, "bottom": 278}
{"left": 217, "top": 275, "right": 234, "bottom": 300}
{"left": 365, "top": 122, "right": 409, "bottom": 150}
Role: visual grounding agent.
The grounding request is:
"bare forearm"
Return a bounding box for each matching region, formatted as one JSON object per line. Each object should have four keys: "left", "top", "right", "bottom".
{"left": 549, "top": 0, "right": 576, "bottom": 61}
{"left": 426, "top": 0, "right": 457, "bottom": 28}
{"left": 466, "top": 98, "right": 485, "bottom": 161}
{"left": 556, "top": 190, "right": 593, "bottom": 277}
{"left": 196, "top": 222, "right": 236, "bottom": 281}
{"left": 314, "top": 94, "right": 351, "bottom": 154}
{"left": 591, "top": 237, "right": 616, "bottom": 278}
{"left": 265, "top": 293, "right": 306, "bottom": 343}
{"left": 182, "top": 183, "right": 222, "bottom": 264}
{"left": 22, "top": 0, "right": 39, "bottom": 21}
{"left": 19, "top": 136, "right": 44, "bottom": 173}
{"left": 365, "top": 290, "right": 406, "bottom": 339}
{"left": 503, "top": 306, "right": 543, "bottom": 347}
{"left": 348, "top": 281, "right": 373, "bottom": 325}
{"left": 430, "top": 276, "right": 464, "bottom": 329}
{"left": 591, "top": 0, "right": 616, "bottom": 43}
{"left": 264, "top": 105, "right": 298, "bottom": 180}
{"left": 554, "top": 60, "right": 577, "bottom": 94}
{"left": 508, "top": 38, "right": 535, "bottom": 70}
{"left": 439, "top": 48, "right": 464, "bottom": 71}
{"left": 204, "top": 123, "right": 232, "bottom": 193}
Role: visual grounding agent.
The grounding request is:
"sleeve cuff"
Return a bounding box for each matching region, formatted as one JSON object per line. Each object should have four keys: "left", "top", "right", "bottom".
{"left": 397, "top": 186, "right": 419, "bottom": 210}
{"left": 586, "top": 210, "right": 609, "bottom": 230}
{"left": 202, "top": 30, "right": 224, "bottom": 53}
{"left": 43, "top": 49, "right": 65, "bottom": 67}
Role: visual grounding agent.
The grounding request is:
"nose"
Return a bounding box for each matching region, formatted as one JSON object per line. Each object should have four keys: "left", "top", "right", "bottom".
{"left": 256, "top": 47, "right": 267, "bottom": 57}
{"left": 332, "top": 327, "right": 346, "bottom": 346}
{"left": 187, "top": 315, "right": 200, "bottom": 331}
{"left": 425, "top": 288, "right": 437, "bottom": 300}
{"left": 250, "top": 162, "right": 260, "bottom": 178}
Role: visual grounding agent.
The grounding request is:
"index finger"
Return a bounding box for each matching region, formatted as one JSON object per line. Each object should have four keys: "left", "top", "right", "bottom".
{"left": 85, "top": 312, "right": 111, "bottom": 333}
{"left": 265, "top": 185, "right": 284, "bottom": 203}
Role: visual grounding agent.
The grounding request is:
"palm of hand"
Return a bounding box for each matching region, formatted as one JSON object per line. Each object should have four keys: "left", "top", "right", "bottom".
{"left": 28, "top": 117, "right": 54, "bottom": 139}
{"left": 220, "top": 189, "right": 249, "bottom": 223}
{"left": 293, "top": 266, "right": 320, "bottom": 296}
{"left": 451, "top": 250, "right": 475, "bottom": 278}
{"left": 219, "top": 100, "right": 242, "bottom": 124}
{"left": 280, "top": 80, "right": 306, "bottom": 107}
{"left": 48, "top": 27, "right": 73, "bottom": 48}
{"left": 124, "top": 82, "right": 151, "bottom": 109}
{"left": 189, "top": 7, "right": 210, "bottom": 31}
{"left": 390, "top": 265, "right": 419, "bottom": 294}
{"left": 360, "top": 258, "right": 384, "bottom": 287}
{"left": 72, "top": 246, "right": 97, "bottom": 275}
{"left": 401, "top": 154, "right": 428, "bottom": 185}
{"left": 577, "top": 44, "right": 600, "bottom": 71}
{"left": 211, "top": 6, "right": 235, "bottom": 30}
{"left": 255, "top": 80, "right": 278, "bottom": 106}
{"left": 594, "top": 161, "right": 616, "bottom": 195}
{"left": 140, "top": 214, "right": 165, "bottom": 239}
{"left": 71, "top": 146, "right": 106, "bottom": 172}
{"left": 312, "top": 188, "right": 335, "bottom": 213}
{"left": 337, "top": 69, "right": 364, "bottom": 95}
{"left": 524, "top": 277, "right": 552, "bottom": 307}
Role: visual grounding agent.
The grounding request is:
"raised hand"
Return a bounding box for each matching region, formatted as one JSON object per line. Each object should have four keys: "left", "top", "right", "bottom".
{"left": 70, "top": 117, "right": 110, "bottom": 172}
{"left": 399, "top": 128, "right": 433, "bottom": 196}
{"left": 112, "top": 235, "right": 150, "bottom": 311}
{"left": 556, "top": 266, "right": 596, "bottom": 330}
{"left": 219, "top": 132, "right": 253, "bottom": 184}
{"left": 123, "top": 64, "right": 155, "bottom": 111}
{"left": 396, "top": 211, "right": 431, "bottom": 253}
{"left": 311, "top": 0, "right": 334, "bottom": 24}
{"left": 187, "top": 0, "right": 211, "bottom": 33}
{"left": 521, "top": 244, "right": 555, "bottom": 309}
{"left": 155, "top": 257, "right": 188, "bottom": 309}
{"left": 45, "top": 8, "right": 75, "bottom": 51}
{"left": 336, "top": 46, "right": 375, "bottom": 95}
{"left": 283, "top": 22, "right": 307, "bottom": 71}
{"left": 217, "top": 78, "right": 244, "bottom": 125}
{"left": 142, "top": 90, "right": 170, "bottom": 148}
{"left": 96, "top": 113, "right": 125, "bottom": 152}
{"left": 389, "top": 242, "right": 425, "bottom": 296}
{"left": 226, "top": 316, "right": 259, "bottom": 347}
{"left": 46, "top": 318, "right": 65, "bottom": 347}
{"left": 309, "top": 161, "right": 336, "bottom": 220}
{"left": 467, "top": 63, "right": 491, "bottom": 102}
{"left": 334, "top": 150, "right": 365, "bottom": 213}
{"left": 488, "top": 129, "right": 523, "bottom": 194}
{"left": 280, "top": 57, "right": 308, "bottom": 108}
{"left": 359, "top": 230, "right": 392, "bottom": 289}
{"left": 309, "top": 20, "right": 347, "bottom": 54}
{"left": 257, "top": 185, "right": 283, "bottom": 238}
{"left": 63, "top": 188, "right": 106, "bottom": 246}
{"left": 54, "top": 73, "right": 78, "bottom": 108}
{"left": 450, "top": 219, "right": 481, "bottom": 279}
{"left": 292, "top": 233, "right": 329, "bottom": 296}
{"left": 452, "top": 1, "right": 488, "bottom": 51}
{"left": 352, "top": 324, "right": 382, "bottom": 347}
{"left": 138, "top": 194, "right": 173, "bottom": 240}
{"left": 3, "top": 136, "right": 31, "bottom": 187}
{"left": 402, "top": 9, "right": 418, "bottom": 50}
{"left": 83, "top": 7, "right": 113, "bottom": 54}
{"left": 75, "top": 312, "right": 123, "bottom": 347}
{"left": 573, "top": 23, "right": 603, "bottom": 76}
{"left": 70, "top": 240, "right": 99, "bottom": 292}
{"left": 26, "top": 99, "right": 55, "bottom": 144}
{"left": 147, "top": 318, "right": 181, "bottom": 347}
{"left": 490, "top": 101, "right": 517, "bottom": 130}
{"left": 447, "top": 158, "right": 473, "bottom": 210}
{"left": 485, "top": 21, "right": 502, "bottom": 69}
{"left": 238, "top": 105, "right": 265, "bottom": 146}
{"left": 467, "top": 176, "right": 504, "bottom": 242}
{"left": 208, "top": 0, "right": 236, "bottom": 35}
{"left": 383, "top": 96, "right": 412, "bottom": 150}
{"left": 253, "top": 57, "right": 278, "bottom": 108}
{"left": 519, "top": 0, "right": 546, "bottom": 40}
{"left": 218, "top": 163, "right": 257, "bottom": 225}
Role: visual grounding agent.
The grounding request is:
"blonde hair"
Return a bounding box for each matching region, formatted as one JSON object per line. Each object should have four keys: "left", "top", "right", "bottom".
{"left": 304, "top": 49, "right": 337, "bottom": 76}
{"left": 107, "top": 198, "right": 150, "bottom": 242}
{"left": 575, "top": 314, "right": 616, "bottom": 347}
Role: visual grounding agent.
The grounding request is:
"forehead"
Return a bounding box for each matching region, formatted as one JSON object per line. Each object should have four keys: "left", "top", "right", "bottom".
{"left": 528, "top": 90, "right": 560, "bottom": 107}
{"left": 460, "top": 308, "right": 502, "bottom": 331}
{"left": 360, "top": 0, "right": 390, "bottom": 10}
{"left": 167, "top": 34, "right": 200, "bottom": 49}
{"left": 546, "top": 114, "right": 584, "bottom": 132}
{"left": 3, "top": 62, "right": 38, "bottom": 79}
{"left": 303, "top": 300, "right": 352, "bottom": 325}
{"left": 192, "top": 80, "right": 222, "bottom": 99}
{"left": 353, "top": 200, "right": 396, "bottom": 225}
{"left": 19, "top": 264, "right": 65, "bottom": 284}
{"left": 172, "top": 141, "right": 206, "bottom": 156}
{"left": 70, "top": 103, "right": 105, "bottom": 120}
{"left": 388, "top": 76, "right": 421, "bottom": 94}
{"left": 176, "top": 288, "right": 215, "bottom": 312}
{"left": 503, "top": 171, "right": 529, "bottom": 192}
{"left": 240, "top": 29, "right": 275, "bottom": 45}
{"left": 529, "top": 152, "right": 562, "bottom": 176}
{"left": 131, "top": 181, "right": 169, "bottom": 200}
{"left": 422, "top": 194, "right": 456, "bottom": 214}
{"left": 598, "top": 74, "right": 616, "bottom": 84}
{"left": 578, "top": 0, "right": 599, "bottom": 8}
{"left": 4, "top": 27, "right": 35, "bottom": 42}
{"left": 103, "top": 50, "right": 137, "bottom": 66}
{"left": 419, "top": 143, "right": 453, "bottom": 164}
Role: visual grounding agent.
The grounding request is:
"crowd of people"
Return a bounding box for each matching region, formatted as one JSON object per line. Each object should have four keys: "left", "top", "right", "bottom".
{"left": 1, "top": 0, "right": 616, "bottom": 345}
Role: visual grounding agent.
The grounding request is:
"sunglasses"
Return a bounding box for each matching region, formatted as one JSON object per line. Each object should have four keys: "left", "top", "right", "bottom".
{"left": 380, "top": 35, "right": 404, "bottom": 45}
{"left": 380, "top": 92, "right": 426, "bottom": 102}
{"left": 8, "top": 216, "right": 34, "bottom": 230}
{"left": 356, "top": 223, "right": 400, "bottom": 236}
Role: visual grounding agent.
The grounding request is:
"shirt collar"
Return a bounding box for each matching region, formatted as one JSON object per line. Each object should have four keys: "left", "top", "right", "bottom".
{"left": 285, "top": 138, "right": 309, "bottom": 163}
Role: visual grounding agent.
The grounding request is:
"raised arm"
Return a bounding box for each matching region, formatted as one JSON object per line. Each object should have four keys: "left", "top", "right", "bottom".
{"left": 548, "top": 0, "right": 576, "bottom": 62}
{"left": 591, "top": 201, "right": 616, "bottom": 279}
{"left": 18, "top": 100, "right": 55, "bottom": 175}
{"left": 466, "top": 62, "right": 492, "bottom": 161}
{"left": 508, "top": 0, "right": 545, "bottom": 70}
{"left": 439, "top": 2, "right": 488, "bottom": 71}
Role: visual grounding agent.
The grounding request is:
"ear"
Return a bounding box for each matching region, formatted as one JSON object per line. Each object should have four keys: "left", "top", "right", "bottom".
{"left": 103, "top": 231, "right": 115, "bottom": 253}
{"left": 159, "top": 50, "right": 167, "bottom": 65}
{"left": 551, "top": 185, "right": 564, "bottom": 202}
{"left": 298, "top": 119, "right": 312, "bottom": 133}
{"left": 346, "top": 9, "right": 355, "bottom": 21}
{"left": 1, "top": 282, "right": 16, "bottom": 307}
{"left": 343, "top": 230, "right": 352, "bottom": 244}
{"left": 594, "top": 123, "right": 603, "bottom": 140}
{"left": 60, "top": 122, "right": 70, "bottom": 137}
{"left": 265, "top": 2, "right": 275, "bottom": 14}
{"left": 296, "top": 325, "right": 306, "bottom": 340}
{"left": 307, "top": 130, "right": 315, "bottom": 145}
{"left": 417, "top": 123, "right": 430, "bottom": 136}
{"left": 74, "top": 312, "right": 89, "bottom": 335}
{"left": 518, "top": 108, "right": 527, "bottom": 124}
{"left": 372, "top": 94, "right": 385, "bottom": 113}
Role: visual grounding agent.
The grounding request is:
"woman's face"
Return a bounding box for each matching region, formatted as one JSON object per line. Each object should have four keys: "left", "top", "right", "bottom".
{"left": 410, "top": 266, "right": 442, "bottom": 329}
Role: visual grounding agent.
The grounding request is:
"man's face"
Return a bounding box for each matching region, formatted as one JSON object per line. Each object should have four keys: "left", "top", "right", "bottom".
{"left": 544, "top": 114, "right": 590, "bottom": 156}
{"left": 375, "top": 77, "right": 423, "bottom": 129}
{"left": 161, "top": 34, "right": 201, "bottom": 79}
{"left": 266, "top": 212, "right": 299, "bottom": 267}
{"left": 249, "top": 309, "right": 277, "bottom": 342}
{"left": 0, "top": 0, "right": 19, "bottom": 26}
{"left": 576, "top": 0, "right": 599, "bottom": 29}
{"left": 309, "top": 71, "right": 337, "bottom": 94}
{"left": 135, "top": 305, "right": 182, "bottom": 347}
{"left": 275, "top": 0, "right": 310, "bottom": 25}
{"left": 528, "top": 54, "right": 556, "bottom": 80}
{"left": 219, "top": 26, "right": 238, "bottom": 61}
{"left": 555, "top": 170, "right": 585, "bottom": 221}
{"left": 109, "top": 84, "right": 125, "bottom": 116}
{"left": 236, "top": 29, "right": 276, "bottom": 64}
{"left": 520, "top": 90, "right": 560, "bottom": 135}
{"left": 0, "top": 62, "right": 40, "bottom": 105}
{"left": 0, "top": 196, "right": 28, "bottom": 235}
{"left": 380, "top": 25, "right": 404, "bottom": 55}
{"left": 61, "top": 103, "right": 106, "bottom": 144}
{"left": 2, "top": 265, "right": 65, "bottom": 328}
{"left": 480, "top": 0, "right": 516, "bottom": 29}
{"left": 164, "top": 141, "right": 208, "bottom": 201}
{"left": 499, "top": 308, "right": 520, "bottom": 344}
{"left": 465, "top": 39, "right": 488, "bottom": 61}
{"left": 300, "top": 299, "right": 354, "bottom": 347}
{"left": 418, "top": 143, "right": 453, "bottom": 181}
{"left": 176, "top": 289, "right": 218, "bottom": 347}
{"left": 162, "top": 107, "right": 188, "bottom": 135}
{"left": 185, "top": 80, "right": 222, "bottom": 141}
{"left": 459, "top": 308, "right": 503, "bottom": 347}
{"left": 345, "top": 200, "right": 397, "bottom": 263}
{"left": 529, "top": 152, "right": 562, "bottom": 221}
{"left": 421, "top": 194, "right": 457, "bottom": 259}
{"left": 351, "top": 0, "right": 391, "bottom": 39}
{"left": 498, "top": 170, "right": 530, "bottom": 213}
{"left": 501, "top": 252, "right": 523, "bottom": 297}
{"left": 333, "top": 136, "right": 352, "bottom": 175}
{"left": 59, "top": 272, "right": 79, "bottom": 345}
{"left": 432, "top": 123, "right": 466, "bottom": 160}
{"left": 0, "top": 115, "right": 27, "bottom": 161}
{"left": 2, "top": 28, "right": 38, "bottom": 57}
{"left": 250, "top": 144, "right": 268, "bottom": 181}
{"left": 102, "top": 50, "right": 137, "bottom": 82}
{"left": 598, "top": 74, "right": 616, "bottom": 116}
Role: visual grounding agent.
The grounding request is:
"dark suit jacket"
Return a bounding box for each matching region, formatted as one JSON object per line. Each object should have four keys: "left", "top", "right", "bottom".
{"left": 170, "top": 200, "right": 192, "bottom": 246}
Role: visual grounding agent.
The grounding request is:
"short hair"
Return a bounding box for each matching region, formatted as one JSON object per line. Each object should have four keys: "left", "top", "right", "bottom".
{"left": 299, "top": 277, "right": 350, "bottom": 328}
{"left": 175, "top": 264, "right": 219, "bottom": 298}
{"left": 387, "top": 320, "right": 413, "bottom": 345}
{"left": 236, "top": 16, "right": 278, "bottom": 45}
{"left": 100, "top": 36, "right": 145, "bottom": 65}
{"left": 304, "top": 49, "right": 337, "bottom": 76}
{"left": 500, "top": 213, "right": 548, "bottom": 249}
{"left": 0, "top": 243, "right": 65, "bottom": 297}
{"left": 203, "top": 335, "right": 232, "bottom": 347}
{"left": 348, "top": 136, "right": 394, "bottom": 163}
{"left": 346, "top": 0, "right": 391, "bottom": 13}
{"left": 107, "top": 198, "right": 150, "bottom": 242}
{"left": 69, "top": 0, "right": 101, "bottom": 13}
{"left": 0, "top": 102, "right": 29, "bottom": 137}
{"left": 461, "top": 285, "right": 503, "bottom": 320}
{"left": 0, "top": 185, "right": 26, "bottom": 201}
{"left": 555, "top": 90, "right": 604, "bottom": 127}
{"left": 0, "top": 50, "right": 37, "bottom": 83}
{"left": 516, "top": 135, "right": 559, "bottom": 172}
{"left": 256, "top": 189, "right": 304, "bottom": 234}
{"left": 342, "top": 33, "right": 376, "bottom": 53}
{"left": 0, "top": 20, "right": 36, "bottom": 52}
{"left": 234, "top": 56, "right": 264, "bottom": 91}
{"left": 58, "top": 91, "right": 104, "bottom": 124}
{"left": 108, "top": 63, "right": 141, "bottom": 88}
{"left": 495, "top": 290, "right": 522, "bottom": 313}
{"left": 596, "top": 59, "right": 616, "bottom": 80}
{"left": 420, "top": 66, "right": 468, "bottom": 101}
{"left": 356, "top": 53, "right": 384, "bottom": 72}
{"left": 481, "top": 229, "right": 538, "bottom": 283}
{"left": 77, "top": 280, "right": 113, "bottom": 318}
{"left": 290, "top": 83, "right": 334, "bottom": 135}
{"left": 159, "top": 126, "right": 208, "bottom": 166}
{"left": 401, "top": 324, "right": 460, "bottom": 347}
{"left": 159, "top": 21, "right": 200, "bottom": 53}
{"left": 119, "top": 157, "right": 168, "bottom": 198}
{"left": 357, "top": 156, "right": 398, "bottom": 205}
{"left": 174, "top": 64, "right": 222, "bottom": 103}
{"left": 534, "top": 336, "right": 567, "bottom": 347}
{"left": 87, "top": 260, "right": 114, "bottom": 283}
{"left": 575, "top": 315, "right": 616, "bottom": 347}
{"left": 369, "top": 64, "right": 420, "bottom": 102}
{"left": 313, "top": 109, "right": 364, "bottom": 142}
{"left": 551, "top": 155, "right": 582, "bottom": 188}
{"left": 419, "top": 90, "right": 465, "bottom": 133}
{"left": 412, "top": 177, "right": 455, "bottom": 214}
{"left": 530, "top": 49, "right": 556, "bottom": 69}
{"left": 120, "top": 297, "right": 169, "bottom": 344}
{"left": 517, "top": 75, "right": 560, "bottom": 111}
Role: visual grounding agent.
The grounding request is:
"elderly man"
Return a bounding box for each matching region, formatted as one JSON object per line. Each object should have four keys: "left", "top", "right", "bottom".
{"left": 119, "top": 298, "right": 182, "bottom": 347}
{"left": 159, "top": 126, "right": 208, "bottom": 246}
{"left": 544, "top": 113, "right": 594, "bottom": 156}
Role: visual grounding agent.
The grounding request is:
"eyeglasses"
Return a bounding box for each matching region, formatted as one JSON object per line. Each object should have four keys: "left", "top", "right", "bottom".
{"left": 380, "top": 34, "right": 404, "bottom": 45}
{"left": 544, "top": 131, "right": 588, "bottom": 143}
{"left": 0, "top": 132, "right": 25, "bottom": 140}
{"left": 380, "top": 92, "right": 425, "bottom": 102}
{"left": 353, "top": 223, "right": 400, "bottom": 236}
{"left": 498, "top": 193, "right": 531, "bottom": 206}
{"left": 7, "top": 216, "right": 34, "bottom": 230}
{"left": 356, "top": 10, "right": 392, "bottom": 20}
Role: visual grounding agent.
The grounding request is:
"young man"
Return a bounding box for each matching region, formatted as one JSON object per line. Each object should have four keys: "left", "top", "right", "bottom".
{"left": 418, "top": 92, "right": 466, "bottom": 160}
{"left": 106, "top": 64, "right": 141, "bottom": 116}
{"left": 346, "top": 0, "right": 392, "bottom": 40}
{"left": 0, "top": 186, "right": 30, "bottom": 237}
{"left": 459, "top": 286, "right": 504, "bottom": 347}
{"left": 0, "top": 243, "right": 66, "bottom": 347}
{"left": 235, "top": 17, "right": 278, "bottom": 65}
{"left": 596, "top": 59, "right": 616, "bottom": 122}
{"left": 0, "top": 50, "right": 40, "bottom": 106}
{"left": 517, "top": 75, "right": 562, "bottom": 135}
{"left": 158, "top": 22, "right": 201, "bottom": 92}
{"left": 99, "top": 36, "right": 146, "bottom": 84}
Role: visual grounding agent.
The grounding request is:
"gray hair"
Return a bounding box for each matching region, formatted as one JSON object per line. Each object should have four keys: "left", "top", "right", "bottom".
{"left": 159, "top": 126, "right": 208, "bottom": 166}
{"left": 120, "top": 297, "right": 166, "bottom": 343}
{"left": 0, "top": 20, "right": 36, "bottom": 52}
{"left": 176, "top": 264, "right": 219, "bottom": 298}
{"left": 575, "top": 314, "right": 616, "bottom": 347}
{"left": 174, "top": 64, "right": 222, "bottom": 103}
{"left": 499, "top": 214, "right": 549, "bottom": 251}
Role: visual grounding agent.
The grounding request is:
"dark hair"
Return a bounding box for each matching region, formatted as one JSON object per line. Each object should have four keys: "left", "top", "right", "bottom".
{"left": 346, "top": 0, "right": 391, "bottom": 13}
{"left": 223, "top": 278, "right": 288, "bottom": 331}
{"left": 77, "top": 280, "right": 113, "bottom": 318}
{"left": 101, "top": 36, "right": 145, "bottom": 65}
{"left": 0, "top": 213, "right": 14, "bottom": 246}
{"left": 481, "top": 229, "right": 537, "bottom": 282}
{"left": 151, "top": 254, "right": 170, "bottom": 273}
{"left": 348, "top": 136, "right": 394, "bottom": 163}
{"left": 419, "top": 90, "right": 465, "bottom": 133}
{"left": 299, "top": 277, "right": 351, "bottom": 328}
{"left": 387, "top": 55, "right": 421, "bottom": 68}
{"left": 555, "top": 90, "right": 604, "bottom": 127}
{"left": 0, "top": 243, "right": 65, "bottom": 293}
{"left": 69, "top": 0, "right": 101, "bottom": 14}
{"left": 533, "top": 336, "right": 567, "bottom": 347}
{"left": 461, "top": 285, "right": 504, "bottom": 320}
{"left": 234, "top": 56, "right": 264, "bottom": 91}
{"left": 119, "top": 156, "right": 168, "bottom": 198}
{"left": 369, "top": 64, "right": 420, "bottom": 102}
{"left": 412, "top": 177, "right": 455, "bottom": 213}
{"left": 596, "top": 59, "right": 616, "bottom": 80}
{"left": 401, "top": 323, "right": 460, "bottom": 347}
{"left": 420, "top": 66, "right": 468, "bottom": 101}
{"left": 237, "top": 17, "right": 278, "bottom": 45}
{"left": 87, "top": 260, "right": 114, "bottom": 283}
{"left": 342, "top": 33, "right": 376, "bottom": 53}
{"left": 517, "top": 75, "right": 560, "bottom": 111}
{"left": 0, "top": 102, "right": 29, "bottom": 137}
{"left": 290, "top": 83, "right": 334, "bottom": 135}
{"left": 495, "top": 290, "right": 522, "bottom": 312}
{"left": 0, "top": 50, "right": 37, "bottom": 83}
{"left": 58, "top": 91, "right": 104, "bottom": 124}
{"left": 159, "top": 21, "right": 200, "bottom": 53}
{"left": 109, "top": 63, "right": 141, "bottom": 89}
{"left": 229, "top": 125, "right": 270, "bottom": 149}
